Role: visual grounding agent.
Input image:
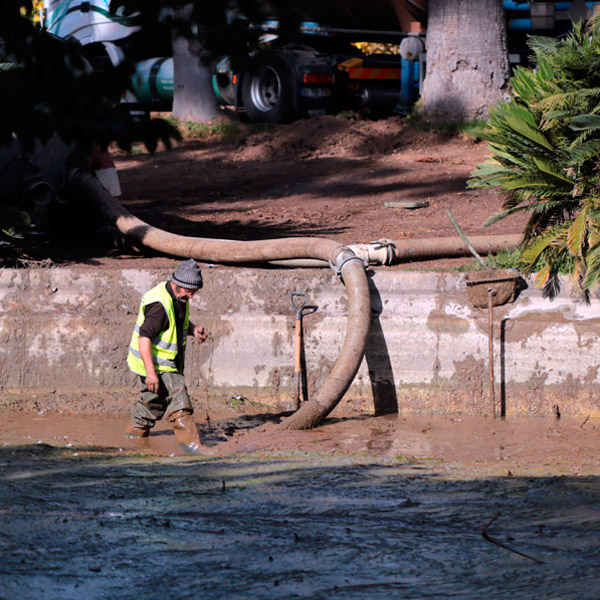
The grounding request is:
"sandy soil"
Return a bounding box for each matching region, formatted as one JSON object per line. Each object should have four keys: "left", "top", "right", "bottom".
{"left": 116, "top": 115, "right": 525, "bottom": 251}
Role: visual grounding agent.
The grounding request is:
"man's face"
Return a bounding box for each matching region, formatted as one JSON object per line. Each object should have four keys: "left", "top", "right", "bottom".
{"left": 171, "top": 282, "right": 198, "bottom": 302}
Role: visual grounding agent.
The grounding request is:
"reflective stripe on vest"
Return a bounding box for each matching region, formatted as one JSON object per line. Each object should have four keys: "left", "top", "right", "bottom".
{"left": 133, "top": 323, "right": 178, "bottom": 352}
{"left": 127, "top": 281, "right": 189, "bottom": 376}
{"left": 128, "top": 346, "right": 177, "bottom": 369}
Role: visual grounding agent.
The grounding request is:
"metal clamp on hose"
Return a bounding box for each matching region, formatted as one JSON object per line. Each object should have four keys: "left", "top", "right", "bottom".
{"left": 329, "top": 249, "right": 368, "bottom": 280}
{"left": 368, "top": 239, "right": 397, "bottom": 265}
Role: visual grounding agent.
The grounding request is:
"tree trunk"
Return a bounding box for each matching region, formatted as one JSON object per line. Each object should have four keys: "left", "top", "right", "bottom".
{"left": 419, "top": 0, "right": 509, "bottom": 122}
{"left": 171, "top": 8, "right": 221, "bottom": 123}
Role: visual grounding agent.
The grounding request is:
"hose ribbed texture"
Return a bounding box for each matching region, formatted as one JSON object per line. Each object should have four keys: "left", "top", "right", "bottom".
{"left": 279, "top": 255, "right": 372, "bottom": 429}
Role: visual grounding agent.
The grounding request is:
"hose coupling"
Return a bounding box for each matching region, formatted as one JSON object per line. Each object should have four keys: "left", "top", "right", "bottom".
{"left": 329, "top": 247, "right": 368, "bottom": 280}
{"left": 368, "top": 239, "right": 397, "bottom": 265}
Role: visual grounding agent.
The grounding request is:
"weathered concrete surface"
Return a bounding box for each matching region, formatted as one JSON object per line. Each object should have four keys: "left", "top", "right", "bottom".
{"left": 1, "top": 266, "right": 599, "bottom": 417}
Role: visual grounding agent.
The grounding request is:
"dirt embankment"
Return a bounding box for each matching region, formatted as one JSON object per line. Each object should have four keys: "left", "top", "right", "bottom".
{"left": 96, "top": 114, "right": 527, "bottom": 271}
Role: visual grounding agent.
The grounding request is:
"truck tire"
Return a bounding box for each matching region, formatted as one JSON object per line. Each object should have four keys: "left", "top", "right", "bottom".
{"left": 241, "top": 54, "right": 295, "bottom": 123}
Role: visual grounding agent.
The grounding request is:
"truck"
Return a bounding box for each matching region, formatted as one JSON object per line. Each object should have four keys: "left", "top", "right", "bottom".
{"left": 42, "top": 1, "right": 600, "bottom": 124}
{"left": 42, "top": 0, "right": 427, "bottom": 122}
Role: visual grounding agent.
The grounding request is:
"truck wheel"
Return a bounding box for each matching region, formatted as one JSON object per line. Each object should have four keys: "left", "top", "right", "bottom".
{"left": 241, "top": 55, "right": 295, "bottom": 123}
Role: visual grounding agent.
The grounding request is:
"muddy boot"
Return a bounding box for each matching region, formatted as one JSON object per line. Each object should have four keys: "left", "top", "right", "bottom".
{"left": 169, "top": 409, "right": 202, "bottom": 455}
{"left": 124, "top": 424, "right": 150, "bottom": 438}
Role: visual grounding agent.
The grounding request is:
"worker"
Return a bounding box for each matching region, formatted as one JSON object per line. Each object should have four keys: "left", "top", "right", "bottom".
{"left": 124, "top": 258, "right": 210, "bottom": 455}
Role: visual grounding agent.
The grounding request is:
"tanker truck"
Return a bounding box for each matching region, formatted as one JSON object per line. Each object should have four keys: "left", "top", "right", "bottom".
{"left": 42, "top": 1, "right": 600, "bottom": 123}
{"left": 42, "top": 0, "right": 428, "bottom": 122}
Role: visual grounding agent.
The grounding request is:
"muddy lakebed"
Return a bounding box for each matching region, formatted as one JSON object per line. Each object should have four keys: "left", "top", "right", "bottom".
{"left": 3, "top": 116, "right": 597, "bottom": 598}
{"left": 2, "top": 409, "right": 600, "bottom": 599}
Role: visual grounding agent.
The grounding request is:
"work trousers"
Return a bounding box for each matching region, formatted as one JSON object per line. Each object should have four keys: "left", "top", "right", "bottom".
{"left": 130, "top": 371, "right": 193, "bottom": 430}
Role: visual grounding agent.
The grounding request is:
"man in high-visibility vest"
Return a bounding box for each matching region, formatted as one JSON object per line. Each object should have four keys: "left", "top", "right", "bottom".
{"left": 125, "top": 259, "right": 209, "bottom": 455}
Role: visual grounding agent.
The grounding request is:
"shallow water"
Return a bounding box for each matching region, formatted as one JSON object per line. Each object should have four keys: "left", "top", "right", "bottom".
{"left": 1, "top": 443, "right": 600, "bottom": 600}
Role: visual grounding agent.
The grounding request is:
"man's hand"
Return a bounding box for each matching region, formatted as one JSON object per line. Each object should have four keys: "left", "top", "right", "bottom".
{"left": 145, "top": 370, "right": 160, "bottom": 394}
{"left": 193, "top": 325, "right": 210, "bottom": 344}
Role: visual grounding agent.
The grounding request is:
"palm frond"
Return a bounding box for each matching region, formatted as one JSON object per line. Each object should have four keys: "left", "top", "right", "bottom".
{"left": 570, "top": 113, "right": 600, "bottom": 131}
{"left": 582, "top": 244, "right": 600, "bottom": 290}
{"left": 520, "top": 225, "right": 568, "bottom": 266}
{"left": 466, "top": 17, "right": 600, "bottom": 294}
{"left": 566, "top": 207, "right": 589, "bottom": 255}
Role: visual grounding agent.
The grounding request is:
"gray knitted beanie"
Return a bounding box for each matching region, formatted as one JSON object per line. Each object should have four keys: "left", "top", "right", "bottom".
{"left": 171, "top": 259, "right": 203, "bottom": 290}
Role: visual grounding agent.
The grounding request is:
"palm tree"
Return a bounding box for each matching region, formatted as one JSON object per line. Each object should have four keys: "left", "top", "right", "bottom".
{"left": 469, "top": 18, "right": 600, "bottom": 298}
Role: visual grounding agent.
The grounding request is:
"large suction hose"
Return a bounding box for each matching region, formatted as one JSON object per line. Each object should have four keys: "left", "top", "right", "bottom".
{"left": 269, "top": 235, "right": 523, "bottom": 267}
{"left": 279, "top": 250, "right": 371, "bottom": 430}
{"left": 67, "top": 168, "right": 372, "bottom": 430}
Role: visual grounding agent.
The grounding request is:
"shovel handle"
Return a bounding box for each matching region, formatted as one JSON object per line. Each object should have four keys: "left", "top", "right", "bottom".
{"left": 291, "top": 291, "right": 318, "bottom": 319}
{"left": 294, "top": 319, "right": 302, "bottom": 374}
{"left": 293, "top": 319, "right": 301, "bottom": 407}
{"left": 290, "top": 291, "right": 318, "bottom": 409}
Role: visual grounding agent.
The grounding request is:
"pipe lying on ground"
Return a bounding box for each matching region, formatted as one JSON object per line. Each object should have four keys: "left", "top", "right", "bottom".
{"left": 390, "top": 234, "right": 523, "bottom": 261}
{"left": 269, "top": 235, "right": 523, "bottom": 268}
{"left": 67, "top": 168, "right": 372, "bottom": 430}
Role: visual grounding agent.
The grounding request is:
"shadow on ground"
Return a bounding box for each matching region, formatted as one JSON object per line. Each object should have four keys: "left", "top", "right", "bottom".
{"left": 1, "top": 443, "right": 600, "bottom": 600}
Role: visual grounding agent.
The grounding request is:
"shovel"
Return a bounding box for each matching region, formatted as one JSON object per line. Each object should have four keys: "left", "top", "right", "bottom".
{"left": 290, "top": 291, "right": 318, "bottom": 410}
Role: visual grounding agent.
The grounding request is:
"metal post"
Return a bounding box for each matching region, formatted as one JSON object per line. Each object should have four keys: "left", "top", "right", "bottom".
{"left": 488, "top": 288, "right": 496, "bottom": 418}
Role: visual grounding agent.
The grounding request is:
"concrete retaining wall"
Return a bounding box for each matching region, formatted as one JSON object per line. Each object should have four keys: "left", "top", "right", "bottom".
{"left": 1, "top": 266, "right": 599, "bottom": 416}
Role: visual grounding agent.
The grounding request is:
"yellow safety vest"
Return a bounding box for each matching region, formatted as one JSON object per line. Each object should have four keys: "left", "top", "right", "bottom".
{"left": 127, "top": 281, "right": 189, "bottom": 376}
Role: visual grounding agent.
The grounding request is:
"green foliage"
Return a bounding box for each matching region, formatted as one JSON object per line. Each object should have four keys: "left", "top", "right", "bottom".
{"left": 484, "top": 246, "right": 572, "bottom": 273}
{"left": 168, "top": 117, "right": 241, "bottom": 140}
{"left": 468, "top": 19, "right": 600, "bottom": 297}
{"left": 0, "top": 207, "right": 31, "bottom": 240}
{"left": 408, "top": 112, "right": 488, "bottom": 139}
{"left": 484, "top": 247, "right": 523, "bottom": 270}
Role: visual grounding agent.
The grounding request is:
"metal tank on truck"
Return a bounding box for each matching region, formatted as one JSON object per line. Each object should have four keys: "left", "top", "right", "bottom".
{"left": 43, "top": 0, "right": 173, "bottom": 110}
{"left": 44, "top": 0, "right": 138, "bottom": 89}
{"left": 43, "top": 1, "right": 600, "bottom": 123}
{"left": 42, "top": 0, "right": 428, "bottom": 122}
